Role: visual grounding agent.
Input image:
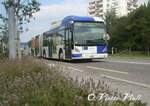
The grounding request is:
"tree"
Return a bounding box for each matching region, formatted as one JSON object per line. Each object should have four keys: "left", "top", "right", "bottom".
{"left": 148, "top": 0, "right": 150, "bottom": 7}
{"left": 141, "top": 4, "right": 150, "bottom": 56}
{"left": 0, "top": 34, "right": 8, "bottom": 56}
{"left": 127, "top": 5, "right": 150, "bottom": 55}
{"left": 105, "top": 10, "right": 119, "bottom": 53}
{"left": 0, "top": 14, "right": 8, "bottom": 55}
{"left": 107, "top": 3, "right": 150, "bottom": 56}
{"left": 105, "top": 10, "right": 117, "bottom": 35}
{"left": 2, "top": 0, "right": 40, "bottom": 59}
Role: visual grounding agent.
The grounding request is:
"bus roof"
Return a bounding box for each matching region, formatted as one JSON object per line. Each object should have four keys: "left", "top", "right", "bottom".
{"left": 61, "top": 15, "right": 104, "bottom": 26}
{"left": 43, "top": 16, "right": 104, "bottom": 35}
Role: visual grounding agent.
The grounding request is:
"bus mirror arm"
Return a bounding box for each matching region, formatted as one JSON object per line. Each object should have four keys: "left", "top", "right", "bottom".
{"left": 104, "top": 33, "right": 110, "bottom": 40}
{"left": 107, "top": 34, "right": 110, "bottom": 40}
{"left": 70, "top": 24, "right": 74, "bottom": 32}
{"left": 71, "top": 42, "right": 74, "bottom": 49}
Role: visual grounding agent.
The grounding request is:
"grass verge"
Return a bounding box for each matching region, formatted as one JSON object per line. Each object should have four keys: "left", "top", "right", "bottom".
{"left": 109, "top": 51, "right": 150, "bottom": 59}
{"left": 0, "top": 58, "right": 146, "bottom": 106}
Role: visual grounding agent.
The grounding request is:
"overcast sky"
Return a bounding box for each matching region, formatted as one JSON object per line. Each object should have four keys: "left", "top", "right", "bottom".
{"left": 0, "top": 0, "right": 148, "bottom": 42}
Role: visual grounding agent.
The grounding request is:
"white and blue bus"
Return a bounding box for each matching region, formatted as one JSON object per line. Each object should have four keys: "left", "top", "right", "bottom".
{"left": 41, "top": 16, "right": 109, "bottom": 60}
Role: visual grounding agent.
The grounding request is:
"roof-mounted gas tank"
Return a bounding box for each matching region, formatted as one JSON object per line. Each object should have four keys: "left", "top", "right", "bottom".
{"left": 61, "top": 15, "right": 104, "bottom": 26}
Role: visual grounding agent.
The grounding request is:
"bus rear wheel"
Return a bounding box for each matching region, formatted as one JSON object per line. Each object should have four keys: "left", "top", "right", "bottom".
{"left": 87, "top": 59, "right": 92, "bottom": 62}
{"left": 59, "top": 51, "right": 64, "bottom": 61}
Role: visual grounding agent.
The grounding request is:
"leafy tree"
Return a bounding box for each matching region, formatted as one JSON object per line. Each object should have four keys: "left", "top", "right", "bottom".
{"left": 105, "top": 10, "right": 118, "bottom": 35}
{"left": 1, "top": 0, "right": 40, "bottom": 59}
{"left": 141, "top": 4, "right": 150, "bottom": 56}
{"left": 0, "top": 14, "right": 8, "bottom": 56}
{"left": 3, "top": 0, "right": 40, "bottom": 32}
{"left": 148, "top": 0, "right": 150, "bottom": 7}
{"left": 107, "top": 4, "right": 150, "bottom": 56}
{"left": 127, "top": 5, "right": 150, "bottom": 55}
{"left": 105, "top": 10, "right": 119, "bottom": 53}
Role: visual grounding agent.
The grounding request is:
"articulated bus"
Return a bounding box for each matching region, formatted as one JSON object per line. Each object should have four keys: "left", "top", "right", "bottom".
{"left": 30, "top": 16, "right": 109, "bottom": 60}
{"left": 28, "top": 35, "right": 40, "bottom": 57}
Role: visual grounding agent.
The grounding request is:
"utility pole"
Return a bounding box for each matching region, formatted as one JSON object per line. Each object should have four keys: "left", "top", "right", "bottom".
{"left": 8, "top": 0, "right": 17, "bottom": 59}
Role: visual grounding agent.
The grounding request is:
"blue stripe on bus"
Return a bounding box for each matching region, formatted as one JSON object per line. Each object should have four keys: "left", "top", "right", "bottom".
{"left": 72, "top": 54, "right": 82, "bottom": 57}
{"left": 97, "top": 45, "right": 107, "bottom": 53}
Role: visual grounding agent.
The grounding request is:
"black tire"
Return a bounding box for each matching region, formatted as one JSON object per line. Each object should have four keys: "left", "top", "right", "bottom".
{"left": 87, "top": 59, "right": 92, "bottom": 62}
{"left": 59, "top": 51, "right": 63, "bottom": 61}
{"left": 43, "top": 49, "right": 46, "bottom": 58}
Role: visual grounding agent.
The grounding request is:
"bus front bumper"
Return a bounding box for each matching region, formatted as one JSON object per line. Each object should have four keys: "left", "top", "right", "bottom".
{"left": 71, "top": 53, "right": 108, "bottom": 59}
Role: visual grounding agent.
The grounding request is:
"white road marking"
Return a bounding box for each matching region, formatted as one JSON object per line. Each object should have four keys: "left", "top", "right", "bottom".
{"left": 86, "top": 66, "right": 128, "bottom": 75}
{"left": 68, "top": 67, "right": 84, "bottom": 72}
{"left": 107, "top": 60, "right": 150, "bottom": 65}
{"left": 58, "top": 66, "right": 66, "bottom": 71}
{"left": 101, "top": 74, "right": 150, "bottom": 89}
{"left": 48, "top": 64, "right": 56, "bottom": 67}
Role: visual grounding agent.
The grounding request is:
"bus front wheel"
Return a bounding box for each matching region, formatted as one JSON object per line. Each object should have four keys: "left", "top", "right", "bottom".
{"left": 43, "top": 49, "right": 46, "bottom": 58}
{"left": 59, "top": 51, "right": 64, "bottom": 61}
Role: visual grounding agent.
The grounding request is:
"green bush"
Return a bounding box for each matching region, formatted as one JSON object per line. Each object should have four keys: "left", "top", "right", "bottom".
{"left": 0, "top": 58, "right": 146, "bottom": 106}
{"left": 110, "top": 50, "right": 150, "bottom": 59}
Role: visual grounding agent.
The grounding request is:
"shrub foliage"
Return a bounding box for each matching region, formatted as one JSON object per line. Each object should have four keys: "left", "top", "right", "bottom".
{"left": 0, "top": 58, "right": 146, "bottom": 106}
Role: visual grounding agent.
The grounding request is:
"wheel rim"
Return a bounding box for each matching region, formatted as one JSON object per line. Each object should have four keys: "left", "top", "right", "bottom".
{"left": 59, "top": 52, "right": 63, "bottom": 60}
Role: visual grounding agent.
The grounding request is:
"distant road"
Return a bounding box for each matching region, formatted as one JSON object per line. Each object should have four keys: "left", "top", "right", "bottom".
{"left": 45, "top": 57, "right": 150, "bottom": 105}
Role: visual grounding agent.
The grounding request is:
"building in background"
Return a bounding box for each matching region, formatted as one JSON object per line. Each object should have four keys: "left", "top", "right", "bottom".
{"left": 88, "top": 0, "right": 138, "bottom": 18}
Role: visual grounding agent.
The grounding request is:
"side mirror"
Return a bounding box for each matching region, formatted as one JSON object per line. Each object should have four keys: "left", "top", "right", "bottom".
{"left": 62, "top": 38, "right": 65, "bottom": 41}
{"left": 106, "top": 34, "right": 110, "bottom": 40}
{"left": 104, "top": 33, "right": 110, "bottom": 40}
{"left": 70, "top": 24, "right": 74, "bottom": 32}
{"left": 69, "top": 21, "right": 74, "bottom": 32}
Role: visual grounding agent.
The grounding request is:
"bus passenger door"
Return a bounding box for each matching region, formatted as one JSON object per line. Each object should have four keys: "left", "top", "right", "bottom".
{"left": 65, "top": 29, "right": 72, "bottom": 59}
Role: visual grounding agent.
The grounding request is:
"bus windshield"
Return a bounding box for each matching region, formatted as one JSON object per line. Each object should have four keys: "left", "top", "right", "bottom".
{"left": 74, "top": 22, "right": 107, "bottom": 46}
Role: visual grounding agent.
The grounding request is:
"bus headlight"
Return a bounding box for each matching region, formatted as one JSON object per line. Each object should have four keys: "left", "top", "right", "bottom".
{"left": 75, "top": 47, "right": 80, "bottom": 52}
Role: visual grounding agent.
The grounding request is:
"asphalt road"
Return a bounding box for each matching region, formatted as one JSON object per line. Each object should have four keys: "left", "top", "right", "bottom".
{"left": 46, "top": 57, "right": 150, "bottom": 105}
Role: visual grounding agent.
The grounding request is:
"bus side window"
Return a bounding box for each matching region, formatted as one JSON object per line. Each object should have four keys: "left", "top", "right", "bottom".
{"left": 58, "top": 30, "right": 65, "bottom": 44}
{"left": 65, "top": 28, "right": 69, "bottom": 45}
{"left": 70, "top": 29, "right": 74, "bottom": 49}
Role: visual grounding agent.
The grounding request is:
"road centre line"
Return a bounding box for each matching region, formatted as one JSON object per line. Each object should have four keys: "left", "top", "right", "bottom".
{"left": 68, "top": 67, "right": 84, "bottom": 72}
{"left": 101, "top": 74, "right": 150, "bottom": 89}
{"left": 107, "top": 60, "right": 150, "bottom": 65}
{"left": 48, "top": 64, "right": 56, "bottom": 67}
{"left": 86, "top": 66, "right": 128, "bottom": 75}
